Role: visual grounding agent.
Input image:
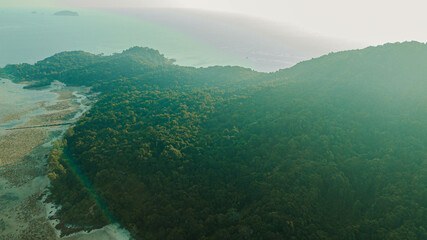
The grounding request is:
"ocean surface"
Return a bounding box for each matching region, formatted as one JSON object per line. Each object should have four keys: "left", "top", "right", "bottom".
{"left": 0, "top": 8, "right": 356, "bottom": 72}
{"left": 0, "top": 8, "right": 248, "bottom": 70}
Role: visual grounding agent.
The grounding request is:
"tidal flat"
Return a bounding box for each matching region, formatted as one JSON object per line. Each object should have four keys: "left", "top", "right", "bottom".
{"left": 0, "top": 79, "right": 127, "bottom": 239}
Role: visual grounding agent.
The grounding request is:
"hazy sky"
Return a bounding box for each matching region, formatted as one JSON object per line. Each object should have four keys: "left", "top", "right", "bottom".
{"left": 2, "top": 0, "right": 427, "bottom": 45}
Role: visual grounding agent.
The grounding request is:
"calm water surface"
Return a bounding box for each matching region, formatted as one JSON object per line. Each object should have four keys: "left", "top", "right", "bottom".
{"left": 0, "top": 79, "right": 58, "bottom": 134}
{"left": 0, "top": 8, "right": 247, "bottom": 69}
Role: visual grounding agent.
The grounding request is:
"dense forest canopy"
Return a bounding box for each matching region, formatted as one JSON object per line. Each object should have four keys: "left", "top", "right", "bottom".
{"left": 2, "top": 42, "right": 426, "bottom": 239}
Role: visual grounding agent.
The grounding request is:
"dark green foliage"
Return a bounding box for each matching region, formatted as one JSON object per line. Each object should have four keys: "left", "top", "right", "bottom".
{"left": 3, "top": 51, "right": 102, "bottom": 87}
{"left": 2, "top": 47, "right": 171, "bottom": 88}
{"left": 7, "top": 42, "right": 427, "bottom": 239}
{"left": 47, "top": 142, "right": 109, "bottom": 227}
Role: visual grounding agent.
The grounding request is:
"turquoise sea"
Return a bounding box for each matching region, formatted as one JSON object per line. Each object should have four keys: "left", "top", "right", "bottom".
{"left": 0, "top": 8, "right": 249, "bottom": 70}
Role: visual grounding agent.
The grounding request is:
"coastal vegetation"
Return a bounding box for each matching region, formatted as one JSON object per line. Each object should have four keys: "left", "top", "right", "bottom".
{"left": 3, "top": 42, "right": 426, "bottom": 239}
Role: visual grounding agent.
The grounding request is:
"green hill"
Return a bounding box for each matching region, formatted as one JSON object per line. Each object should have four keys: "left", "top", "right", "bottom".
{"left": 4, "top": 42, "right": 426, "bottom": 239}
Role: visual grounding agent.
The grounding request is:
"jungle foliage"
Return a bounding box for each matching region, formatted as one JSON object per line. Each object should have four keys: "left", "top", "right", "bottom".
{"left": 4, "top": 42, "right": 426, "bottom": 239}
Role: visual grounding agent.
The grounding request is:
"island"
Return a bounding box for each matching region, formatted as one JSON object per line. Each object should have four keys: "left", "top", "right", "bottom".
{"left": 2, "top": 42, "right": 426, "bottom": 240}
{"left": 54, "top": 10, "right": 79, "bottom": 16}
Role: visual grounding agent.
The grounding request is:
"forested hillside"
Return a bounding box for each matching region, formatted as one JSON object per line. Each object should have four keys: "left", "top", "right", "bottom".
{"left": 3, "top": 42, "right": 426, "bottom": 239}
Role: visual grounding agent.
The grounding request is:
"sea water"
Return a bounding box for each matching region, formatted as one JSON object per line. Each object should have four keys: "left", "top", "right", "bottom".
{"left": 0, "top": 8, "right": 248, "bottom": 70}
{"left": 0, "top": 79, "right": 58, "bottom": 135}
{"left": 0, "top": 79, "right": 131, "bottom": 239}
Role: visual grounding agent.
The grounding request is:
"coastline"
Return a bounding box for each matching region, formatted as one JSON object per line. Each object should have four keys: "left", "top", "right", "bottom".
{"left": 0, "top": 79, "right": 105, "bottom": 239}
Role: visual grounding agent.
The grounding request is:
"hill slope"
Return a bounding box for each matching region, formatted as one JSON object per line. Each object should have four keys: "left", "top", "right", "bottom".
{"left": 3, "top": 42, "right": 426, "bottom": 239}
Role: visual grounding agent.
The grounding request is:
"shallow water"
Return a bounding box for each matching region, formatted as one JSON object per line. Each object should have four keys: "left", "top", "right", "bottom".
{"left": 0, "top": 80, "right": 66, "bottom": 238}
{"left": 0, "top": 79, "right": 130, "bottom": 239}
{"left": 0, "top": 79, "right": 57, "bottom": 118}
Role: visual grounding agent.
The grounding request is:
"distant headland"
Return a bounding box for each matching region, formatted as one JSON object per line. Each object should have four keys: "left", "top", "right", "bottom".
{"left": 54, "top": 10, "right": 79, "bottom": 16}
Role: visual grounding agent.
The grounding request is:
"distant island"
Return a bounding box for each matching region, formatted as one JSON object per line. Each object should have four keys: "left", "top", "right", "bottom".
{"left": 54, "top": 10, "right": 79, "bottom": 16}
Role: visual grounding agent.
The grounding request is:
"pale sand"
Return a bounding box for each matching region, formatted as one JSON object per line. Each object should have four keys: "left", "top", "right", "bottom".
{"left": 0, "top": 82, "right": 74, "bottom": 239}
{"left": 52, "top": 91, "right": 75, "bottom": 101}
{"left": 0, "top": 107, "right": 38, "bottom": 123}
{"left": 0, "top": 129, "right": 48, "bottom": 167}
{"left": 0, "top": 91, "right": 77, "bottom": 168}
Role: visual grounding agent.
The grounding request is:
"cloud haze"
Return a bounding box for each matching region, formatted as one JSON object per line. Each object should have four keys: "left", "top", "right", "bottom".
{"left": 2, "top": 0, "right": 427, "bottom": 45}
